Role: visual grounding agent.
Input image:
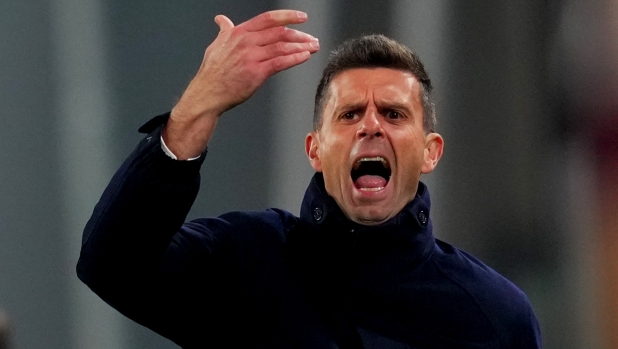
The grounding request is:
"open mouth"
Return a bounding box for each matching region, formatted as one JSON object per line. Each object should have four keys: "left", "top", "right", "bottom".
{"left": 351, "top": 157, "right": 391, "bottom": 191}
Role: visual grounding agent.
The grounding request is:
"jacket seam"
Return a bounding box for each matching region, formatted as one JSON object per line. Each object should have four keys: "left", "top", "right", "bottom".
{"left": 431, "top": 257, "right": 505, "bottom": 348}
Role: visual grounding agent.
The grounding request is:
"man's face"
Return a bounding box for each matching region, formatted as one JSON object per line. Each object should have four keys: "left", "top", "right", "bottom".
{"left": 306, "top": 68, "right": 443, "bottom": 225}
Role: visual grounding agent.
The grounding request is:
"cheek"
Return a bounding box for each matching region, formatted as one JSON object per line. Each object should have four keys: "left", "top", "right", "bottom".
{"left": 319, "top": 138, "right": 351, "bottom": 184}
{"left": 396, "top": 139, "right": 426, "bottom": 172}
{"left": 320, "top": 134, "right": 346, "bottom": 162}
{"left": 321, "top": 149, "right": 345, "bottom": 178}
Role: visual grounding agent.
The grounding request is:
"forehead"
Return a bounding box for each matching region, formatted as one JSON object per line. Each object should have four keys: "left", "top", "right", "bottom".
{"left": 325, "top": 68, "right": 421, "bottom": 106}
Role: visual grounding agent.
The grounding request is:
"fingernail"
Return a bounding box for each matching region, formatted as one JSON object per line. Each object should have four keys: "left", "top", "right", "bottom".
{"left": 297, "top": 11, "right": 308, "bottom": 20}
{"left": 310, "top": 41, "right": 319, "bottom": 49}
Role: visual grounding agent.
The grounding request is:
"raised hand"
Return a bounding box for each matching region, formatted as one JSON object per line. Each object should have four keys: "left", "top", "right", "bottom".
{"left": 164, "top": 10, "right": 319, "bottom": 159}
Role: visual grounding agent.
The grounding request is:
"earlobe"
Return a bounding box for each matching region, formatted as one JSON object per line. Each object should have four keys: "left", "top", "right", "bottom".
{"left": 305, "top": 132, "right": 322, "bottom": 172}
{"left": 421, "top": 133, "right": 444, "bottom": 174}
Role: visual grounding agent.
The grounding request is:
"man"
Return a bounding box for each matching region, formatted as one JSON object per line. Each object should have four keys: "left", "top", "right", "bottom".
{"left": 77, "top": 10, "right": 541, "bottom": 349}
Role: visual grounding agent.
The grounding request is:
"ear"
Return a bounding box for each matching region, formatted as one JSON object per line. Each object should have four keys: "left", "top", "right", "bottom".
{"left": 305, "top": 131, "right": 322, "bottom": 172}
{"left": 421, "top": 133, "right": 444, "bottom": 174}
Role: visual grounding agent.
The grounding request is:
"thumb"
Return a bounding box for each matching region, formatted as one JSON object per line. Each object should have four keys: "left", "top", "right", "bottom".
{"left": 214, "top": 15, "right": 234, "bottom": 32}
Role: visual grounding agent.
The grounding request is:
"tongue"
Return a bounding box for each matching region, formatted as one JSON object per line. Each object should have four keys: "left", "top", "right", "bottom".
{"left": 355, "top": 175, "right": 387, "bottom": 189}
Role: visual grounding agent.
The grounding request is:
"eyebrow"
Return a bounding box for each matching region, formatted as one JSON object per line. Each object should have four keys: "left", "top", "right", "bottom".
{"left": 333, "top": 101, "right": 414, "bottom": 115}
{"left": 332, "top": 102, "right": 368, "bottom": 116}
{"left": 376, "top": 101, "right": 414, "bottom": 114}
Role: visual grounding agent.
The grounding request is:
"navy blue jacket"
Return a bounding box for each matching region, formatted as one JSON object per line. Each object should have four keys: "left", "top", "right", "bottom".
{"left": 77, "top": 116, "right": 541, "bottom": 348}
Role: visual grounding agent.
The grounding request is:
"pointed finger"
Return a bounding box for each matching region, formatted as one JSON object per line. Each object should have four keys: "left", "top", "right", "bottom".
{"left": 255, "top": 41, "right": 319, "bottom": 62}
{"left": 262, "top": 51, "right": 311, "bottom": 76}
{"left": 240, "top": 10, "right": 307, "bottom": 32}
{"left": 251, "top": 27, "right": 317, "bottom": 46}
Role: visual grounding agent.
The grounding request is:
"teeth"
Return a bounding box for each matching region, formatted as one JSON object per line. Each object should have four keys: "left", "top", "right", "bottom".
{"left": 359, "top": 187, "right": 385, "bottom": 192}
{"left": 358, "top": 157, "right": 387, "bottom": 165}
{"left": 354, "top": 157, "right": 388, "bottom": 170}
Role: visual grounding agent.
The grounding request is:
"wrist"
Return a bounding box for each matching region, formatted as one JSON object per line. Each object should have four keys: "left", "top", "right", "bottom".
{"left": 172, "top": 92, "right": 224, "bottom": 123}
{"left": 163, "top": 107, "right": 219, "bottom": 160}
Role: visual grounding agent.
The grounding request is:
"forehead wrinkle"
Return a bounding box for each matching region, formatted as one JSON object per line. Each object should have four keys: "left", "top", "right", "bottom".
{"left": 328, "top": 81, "right": 370, "bottom": 115}
{"left": 324, "top": 68, "right": 421, "bottom": 121}
{"left": 373, "top": 79, "right": 422, "bottom": 116}
{"left": 373, "top": 93, "right": 414, "bottom": 112}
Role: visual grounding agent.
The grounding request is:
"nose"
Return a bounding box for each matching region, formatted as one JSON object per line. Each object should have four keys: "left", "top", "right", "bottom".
{"left": 357, "top": 109, "right": 383, "bottom": 139}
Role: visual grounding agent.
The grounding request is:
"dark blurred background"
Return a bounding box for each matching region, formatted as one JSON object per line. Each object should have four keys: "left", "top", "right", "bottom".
{"left": 1, "top": 0, "right": 617, "bottom": 348}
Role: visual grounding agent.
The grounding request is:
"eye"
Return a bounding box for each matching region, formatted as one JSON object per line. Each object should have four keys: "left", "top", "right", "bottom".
{"left": 341, "top": 111, "right": 358, "bottom": 120}
{"left": 386, "top": 110, "right": 403, "bottom": 119}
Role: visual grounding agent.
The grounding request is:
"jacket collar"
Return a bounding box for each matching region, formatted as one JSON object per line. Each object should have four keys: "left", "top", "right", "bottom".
{"left": 299, "top": 173, "right": 435, "bottom": 262}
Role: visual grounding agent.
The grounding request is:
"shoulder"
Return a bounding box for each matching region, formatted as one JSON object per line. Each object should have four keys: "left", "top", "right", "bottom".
{"left": 214, "top": 208, "right": 298, "bottom": 237}
{"left": 432, "top": 239, "right": 542, "bottom": 348}
{"left": 432, "top": 239, "right": 526, "bottom": 304}
{"left": 173, "top": 208, "right": 299, "bottom": 253}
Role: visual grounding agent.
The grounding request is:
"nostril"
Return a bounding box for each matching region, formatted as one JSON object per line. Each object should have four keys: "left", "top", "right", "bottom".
{"left": 358, "top": 131, "right": 382, "bottom": 138}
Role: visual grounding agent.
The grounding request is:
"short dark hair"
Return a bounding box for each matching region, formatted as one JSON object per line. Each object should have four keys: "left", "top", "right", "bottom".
{"left": 313, "top": 34, "right": 436, "bottom": 132}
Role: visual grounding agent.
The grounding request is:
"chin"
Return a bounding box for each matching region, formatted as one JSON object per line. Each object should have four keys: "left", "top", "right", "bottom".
{"left": 352, "top": 208, "right": 391, "bottom": 226}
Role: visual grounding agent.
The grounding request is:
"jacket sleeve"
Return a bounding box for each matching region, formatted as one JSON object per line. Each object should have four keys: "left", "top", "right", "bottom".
{"left": 511, "top": 297, "right": 542, "bottom": 349}
{"left": 76, "top": 113, "right": 217, "bottom": 346}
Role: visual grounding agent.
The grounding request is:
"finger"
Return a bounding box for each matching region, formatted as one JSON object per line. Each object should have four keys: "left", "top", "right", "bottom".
{"left": 214, "top": 14, "right": 234, "bottom": 32}
{"left": 262, "top": 51, "right": 311, "bottom": 76}
{"left": 255, "top": 41, "right": 319, "bottom": 62}
{"left": 240, "top": 10, "right": 307, "bottom": 32}
{"left": 252, "top": 27, "right": 317, "bottom": 46}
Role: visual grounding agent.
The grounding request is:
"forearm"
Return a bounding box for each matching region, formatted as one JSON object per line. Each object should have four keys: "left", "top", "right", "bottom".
{"left": 77, "top": 122, "right": 204, "bottom": 292}
{"left": 77, "top": 119, "right": 235, "bottom": 346}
